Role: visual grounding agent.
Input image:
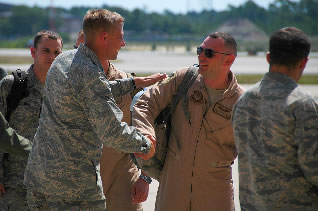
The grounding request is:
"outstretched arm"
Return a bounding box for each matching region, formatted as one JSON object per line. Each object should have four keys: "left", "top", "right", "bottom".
{"left": 134, "top": 73, "right": 166, "bottom": 88}
{"left": 109, "top": 73, "right": 166, "bottom": 101}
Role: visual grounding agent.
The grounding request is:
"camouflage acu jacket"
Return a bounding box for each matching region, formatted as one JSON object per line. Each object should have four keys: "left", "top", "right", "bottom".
{"left": 233, "top": 72, "right": 318, "bottom": 210}
{"left": 24, "top": 44, "right": 151, "bottom": 202}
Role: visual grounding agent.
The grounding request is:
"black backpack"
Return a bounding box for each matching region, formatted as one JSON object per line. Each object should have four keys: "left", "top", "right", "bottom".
{"left": 133, "top": 65, "right": 199, "bottom": 181}
{"left": 5, "top": 69, "right": 28, "bottom": 121}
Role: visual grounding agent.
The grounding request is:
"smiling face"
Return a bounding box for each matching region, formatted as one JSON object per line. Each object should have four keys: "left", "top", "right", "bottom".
{"left": 31, "top": 35, "right": 62, "bottom": 82}
{"left": 104, "top": 21, "right": 126, "bottom": 60}
{"left": 197, "top": 36, "right": 229, "bottom": 79}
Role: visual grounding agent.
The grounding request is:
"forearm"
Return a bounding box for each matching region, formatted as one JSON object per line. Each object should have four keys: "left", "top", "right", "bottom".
{"left": 0, "top": 113, "right": 31, "bottom": 159}
{"left": 101, "top": 122, "right": 152, "bottom": 154}
{"left": 109, "top": 78, "right": 135, "bottom": 101}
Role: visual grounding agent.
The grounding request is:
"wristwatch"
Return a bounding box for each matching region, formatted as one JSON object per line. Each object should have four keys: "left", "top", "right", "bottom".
{"left": 131, "top": 78, "right": 136, "bottom": 89}
{"left": 139, "top": 174, "right": 152, "bottom": 184}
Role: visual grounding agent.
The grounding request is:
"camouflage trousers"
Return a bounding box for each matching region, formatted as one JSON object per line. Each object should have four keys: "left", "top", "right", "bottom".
{"left": 27, "top": 190, "right": 106, "bottom": 210}
{"left": 0, "top": 187, "right": 29, "bottom": 210}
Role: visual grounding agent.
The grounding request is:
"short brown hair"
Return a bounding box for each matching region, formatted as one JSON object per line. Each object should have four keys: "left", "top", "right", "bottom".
{"left": 33, "top": 30, "right": 63, "bottom": 48}
{"left": 83, "top": 9, "right": 124, "bottom": 36}
{"left": 269, "top": 27, "right": 311, "bottom": 68}
{"left": 209, "top": 32, "right": 237, "bottom": 56}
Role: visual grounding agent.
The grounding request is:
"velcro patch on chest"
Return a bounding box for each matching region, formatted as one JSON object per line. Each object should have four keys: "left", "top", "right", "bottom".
{"left": 213, "top": 103, "right": 232, "bottom": 119}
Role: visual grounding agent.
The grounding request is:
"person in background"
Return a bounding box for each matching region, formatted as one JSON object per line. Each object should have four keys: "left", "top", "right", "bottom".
{"left": 0, "top": 30, "right": 63, "bottom": 210}
{"left": 24, "top": 9, "right": 165, "bottom": 210}
{"left": 75, "top": 31, "right": 151, "bottom": 211}
{"left": 132, "top": 32, "right": 244, "bottom": 210}
{"left": 232, "top": 27, "right": 318, "bottom": 210}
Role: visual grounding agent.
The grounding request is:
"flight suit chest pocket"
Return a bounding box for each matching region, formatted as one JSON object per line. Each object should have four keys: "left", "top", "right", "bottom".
{"left": 203, "top": 104, "right": 234, "bottom": 146}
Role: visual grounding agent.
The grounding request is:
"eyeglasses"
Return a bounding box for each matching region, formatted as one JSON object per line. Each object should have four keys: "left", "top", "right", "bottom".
{"left": 196, "top": 46, "right": 231, "bottom": 58}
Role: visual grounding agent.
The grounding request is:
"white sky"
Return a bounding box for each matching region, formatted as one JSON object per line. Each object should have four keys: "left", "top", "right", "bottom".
{"left": 0, "top": 0, "right": 293, "bottom": 14}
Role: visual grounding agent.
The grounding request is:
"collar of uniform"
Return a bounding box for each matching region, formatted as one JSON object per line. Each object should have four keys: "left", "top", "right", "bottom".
{"left": 77, "top": 43, "right": 103, "bottom": 71}
{"left": 107, "top": 63, "right": 121, "bottom": 80}
{"left": 26, "top": 64, "right": 44, "bottom": 92}
{"left": 263, "top": 72, "right": 298, "bottom": 89}
{"left": 223, "top": 70, "right": 240, "bottom": 99}
{"left": 196, "top": 70, "right": 240, "bottom": 100}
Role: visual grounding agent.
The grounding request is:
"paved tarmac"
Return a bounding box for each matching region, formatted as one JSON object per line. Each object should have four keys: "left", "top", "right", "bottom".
{"left": 1, "top": 49, "right": 318, "bottom": 75}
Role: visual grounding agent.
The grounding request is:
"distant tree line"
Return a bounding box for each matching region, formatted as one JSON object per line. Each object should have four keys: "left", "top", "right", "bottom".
{"left": 0, "top": 0, "right": 317, "bottom": 41}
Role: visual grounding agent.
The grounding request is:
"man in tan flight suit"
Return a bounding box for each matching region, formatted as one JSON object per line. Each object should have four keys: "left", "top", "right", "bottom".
{"left": 133, "top": 32, "right": 245, "bottom": 210}
{"left": 75, "top": 31, "right": 151, "bottom": 211}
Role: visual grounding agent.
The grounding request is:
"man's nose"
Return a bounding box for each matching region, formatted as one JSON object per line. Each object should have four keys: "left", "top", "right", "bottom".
{"left": 121, "top": 38, "right": 126, "bottom": 47}
{"left": 49, "top": 53, "right": 57, "bottom": 60}
{"left": 198, "top": 52, "right": 205, "bottom": 59}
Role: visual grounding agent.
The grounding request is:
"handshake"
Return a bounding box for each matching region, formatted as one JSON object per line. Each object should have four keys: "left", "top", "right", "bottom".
{"left": 134, "top": 135, "right": 156, "bottom": 161}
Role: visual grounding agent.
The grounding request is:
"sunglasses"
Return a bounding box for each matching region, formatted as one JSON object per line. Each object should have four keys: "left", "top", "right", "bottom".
{"left": 197, "top": 46, "right": 231, "bottom": 58}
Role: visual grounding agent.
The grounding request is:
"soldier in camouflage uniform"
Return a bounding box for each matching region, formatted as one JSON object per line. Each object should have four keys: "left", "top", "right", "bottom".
{"left": 133, "top": 32, "right": 245, "bottom": 210}
{"left": 0, "top": 30, "right": 63, "bottom": 210}
{"left": 232, "top": 27, "right": 318, "bottom": 210}
{"left": 24, "top": 9, "right": 165, "bottom": 210}
{"left": 74, "top": 32, "right": 151, "bottom": 211}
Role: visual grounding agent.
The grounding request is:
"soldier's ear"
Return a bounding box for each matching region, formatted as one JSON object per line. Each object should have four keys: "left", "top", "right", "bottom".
{"left": 100, "top": 31, "right": 108, "bottom": 41}
{"left": 30, "top": 47, "right": 36, "bottom": 59}
{"left": 298, "top": 57, "right": 308, "bottom": 70}
{"left": 266, "top": 52, "right": 270, "bottom": 64}
{"left": 224, "top": 55, "right": 235, "bottom": 66}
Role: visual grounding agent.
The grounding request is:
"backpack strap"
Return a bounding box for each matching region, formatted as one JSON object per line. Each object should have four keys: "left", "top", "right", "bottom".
{"left": 160, "top": 65, "right": 198, "bottom": 142}
{"left": 5, "top": 69, "right": 28, "bottom": 121}
{"left": 170, "top": 65, "right": 199, "bottom": 122}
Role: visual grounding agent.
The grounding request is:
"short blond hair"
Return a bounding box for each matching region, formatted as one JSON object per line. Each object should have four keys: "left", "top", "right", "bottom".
{"left": 83, "top": 9, "right": 124, "bottom": 37}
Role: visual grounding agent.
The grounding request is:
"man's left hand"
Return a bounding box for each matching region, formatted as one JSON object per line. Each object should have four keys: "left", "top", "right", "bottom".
{"left": 132, "top": 177, "right": 149, "bottom": 204}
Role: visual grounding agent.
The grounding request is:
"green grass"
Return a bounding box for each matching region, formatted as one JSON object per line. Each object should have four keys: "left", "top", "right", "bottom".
{"left": 0, "top": 56, "right": 33, "bottom": 64}
{"left": 236, "top": 74, "right": 318, "bottom": 84}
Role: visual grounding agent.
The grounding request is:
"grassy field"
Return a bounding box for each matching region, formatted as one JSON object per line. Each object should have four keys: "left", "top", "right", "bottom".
{"left": 236, "top": 74, "right": 318, "bottom": 85}
{"left": 0, "top": 56, "right": 33, "bottom": 64}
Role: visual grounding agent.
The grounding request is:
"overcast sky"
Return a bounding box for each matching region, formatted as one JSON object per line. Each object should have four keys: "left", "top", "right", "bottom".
{"left": 0, "top": 0, "right": 293, "bottom": 14}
